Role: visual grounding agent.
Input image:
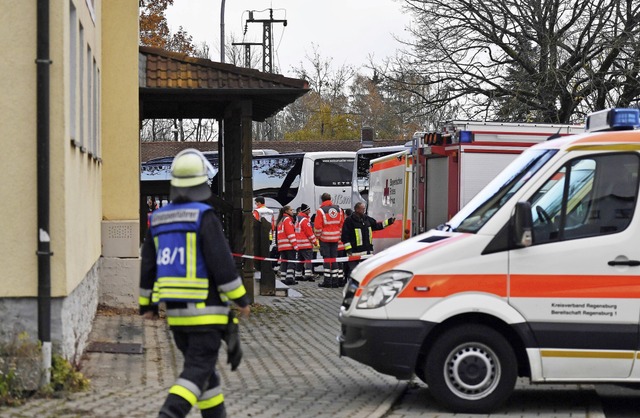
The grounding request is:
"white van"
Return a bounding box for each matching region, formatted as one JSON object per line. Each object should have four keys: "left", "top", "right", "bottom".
{"left": 338, "top": 108, "right": 640, "bottom": 413}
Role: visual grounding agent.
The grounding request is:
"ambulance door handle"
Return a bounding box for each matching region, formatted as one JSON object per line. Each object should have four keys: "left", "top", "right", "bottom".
{"left": 608, "top": 260, "right": 640, "bottom": 267}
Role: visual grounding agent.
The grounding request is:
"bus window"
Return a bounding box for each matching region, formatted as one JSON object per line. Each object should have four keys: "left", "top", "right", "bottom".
{"left": 253, "top": 155, "right": 303, "bottom": 205}
{"left": 314, "top": 158, "right": 353, "bottom": 187}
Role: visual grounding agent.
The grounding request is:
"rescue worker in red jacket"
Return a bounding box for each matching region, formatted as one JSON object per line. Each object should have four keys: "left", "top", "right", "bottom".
{"left": 314, "top": 193, "right": 345, "bottom": 288}
{"left": 139, "top": 149, "right": 250, "bottom": 418}
{"left": 276, "top": 205, "right": 299, "bottom": 285}
{"left": 294, "top": 203, "right": 317, "bottom": 281}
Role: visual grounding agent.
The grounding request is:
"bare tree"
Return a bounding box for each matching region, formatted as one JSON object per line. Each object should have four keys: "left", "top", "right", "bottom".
{"left": 290, "top": 44, "right": 355, "bottom": 105}
{"left": 280, "top": 45, "right": 360, "bottom": 140}
{"left": 139, "top": 2, "right": 219, "bottom": 143}
{"left": 383, "top": 0, "right": 640, "bottom": 123}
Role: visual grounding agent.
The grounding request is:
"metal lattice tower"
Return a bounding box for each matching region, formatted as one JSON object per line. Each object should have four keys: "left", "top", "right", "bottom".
{"left": 245, "top": 9, "right": 287, "bottom": 73}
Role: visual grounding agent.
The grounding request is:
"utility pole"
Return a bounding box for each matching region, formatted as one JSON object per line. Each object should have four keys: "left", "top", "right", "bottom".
{"left": 245, "top": 9, "right": 287, "bottom": 140}
{"left": 231, "top": 42, "right": 262, "bottom": 68}
{"left": 245, "top": 9, "right": 287, "bottom": 74}
{"left": 220, "top": 0, "right": 225, "bottom": 62}
{"left": 219, "top": 0, "right": 226, "bottom": 198}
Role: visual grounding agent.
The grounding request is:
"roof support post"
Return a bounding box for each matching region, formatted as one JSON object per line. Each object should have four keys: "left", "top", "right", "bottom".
{"left": 224, "top": 100, "right": 254, "bottom": 302}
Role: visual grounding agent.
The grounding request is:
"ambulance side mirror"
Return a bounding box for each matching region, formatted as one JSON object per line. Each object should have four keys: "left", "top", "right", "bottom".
{"left": 512, "top": 201, "right": 533, "bottom": 248}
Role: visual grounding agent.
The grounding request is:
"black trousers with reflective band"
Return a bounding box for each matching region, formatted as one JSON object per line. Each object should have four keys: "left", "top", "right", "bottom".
{"left": 279, "top": 249, "right": 297, "bottom": 280}
{"left": 296, "top": 248, "right": 314, "bottom": 277}
{"left": 160, "top": 329, "right": 225, "bottom": 418}
{"left": 319, "top": 241, "right": 338, "bottom": 280}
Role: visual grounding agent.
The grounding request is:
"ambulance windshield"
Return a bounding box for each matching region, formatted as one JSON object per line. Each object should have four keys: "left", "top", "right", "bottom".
{"left": 448, "top": 148, "right": 558, "bottom": 233}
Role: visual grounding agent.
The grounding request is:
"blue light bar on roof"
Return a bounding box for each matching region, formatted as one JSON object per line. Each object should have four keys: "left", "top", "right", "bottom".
{"left": 585, "top": 108, "right": 640, "bottom": 132}
{"left": 459, "top": 131, "right": 473, "bottom": 143}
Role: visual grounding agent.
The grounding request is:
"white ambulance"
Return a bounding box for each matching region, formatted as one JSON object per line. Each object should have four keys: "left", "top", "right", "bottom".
{"left": 339, "top": 108, "right": 640, "bottom": 413}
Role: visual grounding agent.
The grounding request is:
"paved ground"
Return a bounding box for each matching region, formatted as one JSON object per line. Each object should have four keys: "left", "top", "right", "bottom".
{"left": 386, "top": 379, "right": 605, "bottom": 418}
{"left": 0, "top": 281, "right": 403, "bottom": 418}
{"left": 0, "top": 279, "right": 605, "bottom": 418}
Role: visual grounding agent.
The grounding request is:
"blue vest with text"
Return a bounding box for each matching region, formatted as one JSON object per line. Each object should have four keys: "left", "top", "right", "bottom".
{"left": 149, "top": 202, "right": 211, "bottom": 303}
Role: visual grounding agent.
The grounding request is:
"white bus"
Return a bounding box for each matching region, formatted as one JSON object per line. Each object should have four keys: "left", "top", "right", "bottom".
{"left": 141, "top": 150, "right": 355, "bottom": 216}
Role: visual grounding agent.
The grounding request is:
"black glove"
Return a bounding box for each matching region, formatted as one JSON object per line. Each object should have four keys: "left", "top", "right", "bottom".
{"left": 387, "top": 217, "right": 395, "bottom": 226}
{"left": 139, "top": 304, "right": 159, "bottom": 317}
{"left": 224, "top": 311, "right": 243, "bottom": 371}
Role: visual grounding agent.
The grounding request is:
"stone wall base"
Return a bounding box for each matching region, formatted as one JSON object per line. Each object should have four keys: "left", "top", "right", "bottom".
{"left": 0, "top": 260, "right": 100, "bottom": 362}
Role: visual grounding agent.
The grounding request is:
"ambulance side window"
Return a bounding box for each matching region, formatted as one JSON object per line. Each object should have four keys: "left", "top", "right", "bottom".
{"left": 529, "top": 153, "right": 639, "bottom": 245}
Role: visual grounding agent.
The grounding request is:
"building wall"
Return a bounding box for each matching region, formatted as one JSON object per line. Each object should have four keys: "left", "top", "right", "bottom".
{"left": 0, "top": 0, "right": 138, "bottom": 358}
{"left": 61, "top": 0, "right": 104, "bottom": 297}
{"left": 102, "top": 0, "right": 140, "bottom": 222}
{"left": 0, "top": 2, "right": 39, "bottom": 298}
{"left": 99, "top": 0, "right": 141, "bottom": 310}
{"left": 0, "top": 0, "right": 103, "bottom": 299}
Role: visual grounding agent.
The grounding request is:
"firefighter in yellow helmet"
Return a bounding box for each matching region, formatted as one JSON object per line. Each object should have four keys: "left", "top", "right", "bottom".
{"left": 139, "top": 148, "right": 250, "bottom": 418}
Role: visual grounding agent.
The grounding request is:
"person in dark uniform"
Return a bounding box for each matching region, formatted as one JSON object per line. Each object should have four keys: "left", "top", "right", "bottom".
{"left": 140, "top": 148, "right": 250, "bottom": 418}
{"left": 341, "top": 202, "right": 395, "bottom": 277}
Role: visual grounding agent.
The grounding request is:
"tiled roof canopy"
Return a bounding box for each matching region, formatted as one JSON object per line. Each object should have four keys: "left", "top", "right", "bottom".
{"left": 139, "top": 46, "right": 310, "bottom": 121}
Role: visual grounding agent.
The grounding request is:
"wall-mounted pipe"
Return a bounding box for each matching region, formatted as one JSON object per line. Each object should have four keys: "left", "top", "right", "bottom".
{"left": 36, "top": 0, "right": 52, "bottom": 386}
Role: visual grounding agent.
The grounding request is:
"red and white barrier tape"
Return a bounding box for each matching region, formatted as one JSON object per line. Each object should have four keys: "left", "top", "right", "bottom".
{"left": 231, "top": 252, "right": 372, "bottom": 264}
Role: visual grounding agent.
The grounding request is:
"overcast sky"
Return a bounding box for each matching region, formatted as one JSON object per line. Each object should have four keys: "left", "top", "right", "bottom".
{"left": 165, "top": 0, "right": 412, "bottom": 78}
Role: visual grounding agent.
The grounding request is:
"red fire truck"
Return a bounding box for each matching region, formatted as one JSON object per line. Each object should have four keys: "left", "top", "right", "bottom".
{"left": 368, "top": 121, "right": 584, "bottom": 251}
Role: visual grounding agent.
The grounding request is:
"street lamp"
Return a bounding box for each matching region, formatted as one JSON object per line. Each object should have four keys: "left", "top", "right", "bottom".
{"left": 220, "top": 0, "right": 225, "bottom": 63}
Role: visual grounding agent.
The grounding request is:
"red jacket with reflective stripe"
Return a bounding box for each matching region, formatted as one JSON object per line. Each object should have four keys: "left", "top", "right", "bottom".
{"left": 295, "top": 213, "right": 316, "bottom": 250}
{"left": 314, "top": 201, "right": 344, "bottom": 243}
{"left": 277, "top": 215, "right": 298, "bottom": 251}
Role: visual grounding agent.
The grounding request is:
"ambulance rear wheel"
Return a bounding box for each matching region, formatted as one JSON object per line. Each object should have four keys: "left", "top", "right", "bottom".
{"left": 424, "top": 324, "right": 517, "bottom": 413}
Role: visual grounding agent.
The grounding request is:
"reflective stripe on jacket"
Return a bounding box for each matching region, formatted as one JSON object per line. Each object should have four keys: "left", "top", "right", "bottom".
{"left": 341, "top": 213, "right": 386, "bottom": 254}
{"left": 162, "top": 276, "right": 246, "bottom": 327}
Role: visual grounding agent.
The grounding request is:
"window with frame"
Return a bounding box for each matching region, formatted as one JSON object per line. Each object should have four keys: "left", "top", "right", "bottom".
{"left": 314, "top": 158, "right": 353, "bottom": 187}
{"left": 529, "top": 153, "right": 639, "bottom": 245}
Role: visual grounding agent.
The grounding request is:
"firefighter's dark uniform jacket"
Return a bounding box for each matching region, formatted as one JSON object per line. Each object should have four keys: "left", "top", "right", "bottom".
{"left": 341, "top": 212, "right": 391, "bottom": 254}
{"left": 139, "top": 201, "right": 248, "bottom": 417}
{"left": 140, "top": 202, "right": 249, "bottom": 327}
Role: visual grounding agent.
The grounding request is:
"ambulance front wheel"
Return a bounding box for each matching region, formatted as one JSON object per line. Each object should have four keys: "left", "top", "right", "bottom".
{"left": 424, "top": 324, "right": 517, "bottom": 413}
